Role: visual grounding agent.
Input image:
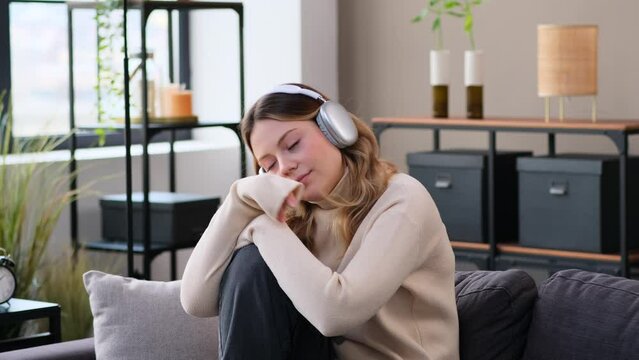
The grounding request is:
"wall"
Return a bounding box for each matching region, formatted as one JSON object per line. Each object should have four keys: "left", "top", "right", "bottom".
{"left": 338, "top": 0, "right": 639, "bottom": 171}
{"left": 302, "top": 0, "right": 339, "bottom": 99}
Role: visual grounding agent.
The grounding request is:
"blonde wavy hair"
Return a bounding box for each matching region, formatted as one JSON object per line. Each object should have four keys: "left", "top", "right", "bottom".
{"left": 240, "top": 84, "right": 397, "bottom": 250}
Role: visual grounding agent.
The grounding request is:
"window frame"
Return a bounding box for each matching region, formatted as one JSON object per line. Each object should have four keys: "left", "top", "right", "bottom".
{"left": 0, "top": 0, "right": 193, "bottom": 151}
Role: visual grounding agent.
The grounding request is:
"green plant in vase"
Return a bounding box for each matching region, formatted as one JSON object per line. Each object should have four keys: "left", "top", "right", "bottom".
{"left": 413, "top": 0, "right": 463, "bottom": 118}
{"left": 460, "top": 0, "right": 484, "bottom": 119}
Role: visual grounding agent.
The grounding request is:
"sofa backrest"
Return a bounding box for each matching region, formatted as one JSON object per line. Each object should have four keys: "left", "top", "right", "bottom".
{"left": 521, "top": 269, "right": 639, "bottom": 360}
{"left": 16, "top": 268, "right": 639, "bottom": 360}
{"left": 455, "top": 269, "right": 538, "bottom": 360}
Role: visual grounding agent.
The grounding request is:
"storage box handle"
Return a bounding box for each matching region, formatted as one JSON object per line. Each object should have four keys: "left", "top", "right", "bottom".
{"left": 435, "top": 173, "right": 452, "bottom": 189}
{"left": 549, "top": 181, "right": 568, "bottom": 196}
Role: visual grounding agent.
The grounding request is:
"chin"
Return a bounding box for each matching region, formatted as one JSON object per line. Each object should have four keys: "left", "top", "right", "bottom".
{"left": 303, "top": 194, "right": 322, "bottom": 202}
{"left": 302, "top": 189, "right": 324, "bottom": 202}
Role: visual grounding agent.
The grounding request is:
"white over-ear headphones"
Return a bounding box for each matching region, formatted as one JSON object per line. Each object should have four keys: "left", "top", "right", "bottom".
{"left": 269, "top": 84, "right": 358, "bottom": 149}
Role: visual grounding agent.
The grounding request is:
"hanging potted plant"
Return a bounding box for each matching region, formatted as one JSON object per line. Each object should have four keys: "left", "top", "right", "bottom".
{"left": 461, "top": 0, "right": 484, "bottom": 119}
{"left": 412, "top": 0, "right": 463, "bottom": 118}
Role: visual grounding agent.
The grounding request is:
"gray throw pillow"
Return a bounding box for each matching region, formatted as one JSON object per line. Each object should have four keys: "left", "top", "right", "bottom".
{"left": 455, "top": 269, "right": 537, "bottom": 360}
{"left": 522, "top": 269, "right": 639, "bottom": 360}
{"left": 83, "top": 271, "right": 218, "bottom": 360}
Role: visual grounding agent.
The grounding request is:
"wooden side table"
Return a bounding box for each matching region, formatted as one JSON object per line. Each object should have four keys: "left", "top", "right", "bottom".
{"left": 0, "top": 298, "right": 61, "bottom": 352}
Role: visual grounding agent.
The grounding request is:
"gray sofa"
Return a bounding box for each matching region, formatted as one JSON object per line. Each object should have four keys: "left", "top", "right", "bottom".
{"left": 4, "top": 268, "right": 639, "bottom": 359}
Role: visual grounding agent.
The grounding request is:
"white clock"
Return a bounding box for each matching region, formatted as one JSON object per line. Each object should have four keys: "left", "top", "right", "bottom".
{"left": 0, "top": 254, "right": 16, "bottom": 304}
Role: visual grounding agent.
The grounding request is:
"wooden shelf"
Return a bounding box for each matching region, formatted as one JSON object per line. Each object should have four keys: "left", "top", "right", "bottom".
{"left": 451, "top": 240, "right": 639, "bottom": 263}
{"left": 497, "top": 243, "right": 639, "bottom": 263}
{"left": 450, "top": 241, "right": 490, "bottom": 251}
{"left": 376, "top": 116, "right": 639, "bottom": 277}
{"left": 372, "top": 117, "right": 639, "bottom": 132}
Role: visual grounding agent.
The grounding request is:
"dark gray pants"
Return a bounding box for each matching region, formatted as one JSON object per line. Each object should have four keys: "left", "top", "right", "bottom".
{"left": 218, "top": 244, "right": 335, "bottom": 360}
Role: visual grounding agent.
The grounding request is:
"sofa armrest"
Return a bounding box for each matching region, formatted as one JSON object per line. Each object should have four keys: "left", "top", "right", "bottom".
{"left": 0, "top": 337, "right": 95, "bottom": 360}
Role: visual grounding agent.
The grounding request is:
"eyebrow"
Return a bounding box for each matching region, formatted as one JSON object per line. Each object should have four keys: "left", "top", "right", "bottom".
{"left": 257, "top": 128, "right": 297, "bottom": 163}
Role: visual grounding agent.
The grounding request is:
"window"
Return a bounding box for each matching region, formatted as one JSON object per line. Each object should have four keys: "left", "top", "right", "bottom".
{"left": 10, "top": 2, "right": 70, "bottom": 137}
{"left": 1, "top": 0, "right": 190, "bottom": 145}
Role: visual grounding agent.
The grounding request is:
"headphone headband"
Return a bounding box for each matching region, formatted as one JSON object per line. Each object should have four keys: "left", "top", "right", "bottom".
{"left": 269, "top": 84, "right": 326, "bottom": 102}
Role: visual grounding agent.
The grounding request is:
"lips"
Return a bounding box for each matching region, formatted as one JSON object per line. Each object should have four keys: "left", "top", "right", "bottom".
{"left": 296, "top": 171, "right": 311, "bottom": 184}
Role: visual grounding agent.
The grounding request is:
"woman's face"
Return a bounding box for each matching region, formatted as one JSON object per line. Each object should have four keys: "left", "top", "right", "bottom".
{"left": 250, "top": 119, "right": 344, "bottom": 202}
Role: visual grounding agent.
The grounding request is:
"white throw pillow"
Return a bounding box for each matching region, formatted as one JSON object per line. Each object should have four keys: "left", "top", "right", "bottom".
{"left": 83, "top": 270, "right": 218, "bottom": 360}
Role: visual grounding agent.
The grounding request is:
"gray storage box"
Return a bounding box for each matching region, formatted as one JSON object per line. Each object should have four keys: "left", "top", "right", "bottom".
{"left": 408, "top": 150, "right": 530, "bottom": 243}
{"left": 100, "top": 192, "right": 220, "bottom": 247}
{"left": 518, "top": 155, "right": 639, "bottom": 253}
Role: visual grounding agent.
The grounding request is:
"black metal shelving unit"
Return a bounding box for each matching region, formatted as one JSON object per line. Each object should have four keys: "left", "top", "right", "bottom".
{"left": 67, "top": 1, "right": 246, "bottom": 280}
{"left": 373, "top": 117, "right": 639, "bottom": 278}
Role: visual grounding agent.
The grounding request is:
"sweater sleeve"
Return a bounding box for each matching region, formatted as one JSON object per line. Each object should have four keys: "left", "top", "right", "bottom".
{"left": 180, "top": 174, "right": 303, "bottom": 318}
{"left": 243, "top": 187, "right": 445, "bottom": 336}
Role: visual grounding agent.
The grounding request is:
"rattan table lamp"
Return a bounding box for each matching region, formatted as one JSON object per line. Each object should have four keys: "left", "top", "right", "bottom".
{"left": 538, "top": 25, "right": 598, "bottom": 122}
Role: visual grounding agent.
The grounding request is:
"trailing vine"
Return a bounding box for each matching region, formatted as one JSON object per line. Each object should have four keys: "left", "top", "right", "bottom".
{"left": 94, "top": 0, "right": 124, "bottom": 144}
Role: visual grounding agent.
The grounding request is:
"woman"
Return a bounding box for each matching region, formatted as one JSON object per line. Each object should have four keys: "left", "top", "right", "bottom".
{"left": 181, "top": 84, "right": 459, "bottom": 359}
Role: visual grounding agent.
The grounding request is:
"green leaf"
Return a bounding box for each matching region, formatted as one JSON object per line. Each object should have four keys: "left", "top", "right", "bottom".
{"left": 429, "top": 0, "right": 439, "bottom": 7}
{"left": 432, "top": 16, "right": 441, "bottom": 31}
{"left": 447, "top": 11, "right": 464, "bottom": 17}
{"left": 412, "top": 7, "right": 429, "bottom": 23}
{"left": 464, "top": 14, "right": 473, "bottom": 32}
{"left": 444, "top": 1, "right": 461, "bottom": 9}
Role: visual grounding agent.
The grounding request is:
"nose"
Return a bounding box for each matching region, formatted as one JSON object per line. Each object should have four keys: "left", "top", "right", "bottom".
{"left": 278, "top": 157, "right": 297, "bottom": 178}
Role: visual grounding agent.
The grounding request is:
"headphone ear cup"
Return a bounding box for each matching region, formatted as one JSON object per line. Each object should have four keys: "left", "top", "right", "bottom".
{"left": 316, "top": 114, "right": 341, "bottom": 148}
{"left": 317, "top": 101, "right": 358, "bottom": 148}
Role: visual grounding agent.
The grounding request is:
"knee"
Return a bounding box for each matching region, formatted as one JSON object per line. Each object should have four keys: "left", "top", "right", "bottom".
{"left": 223, "top": 244, "right": 273, "bottom": 290}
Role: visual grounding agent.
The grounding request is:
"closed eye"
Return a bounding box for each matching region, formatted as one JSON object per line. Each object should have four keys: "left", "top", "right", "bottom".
{"left": 265, "top": 161, "right": 277, "bottom": 173}
{"left": 288, "top": 140, "right": 299, "bottom": 151}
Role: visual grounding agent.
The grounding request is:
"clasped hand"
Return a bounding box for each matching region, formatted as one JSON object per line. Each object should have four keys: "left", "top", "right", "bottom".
{"left": 277, "top": 192, "right": 300, "bottom": 222}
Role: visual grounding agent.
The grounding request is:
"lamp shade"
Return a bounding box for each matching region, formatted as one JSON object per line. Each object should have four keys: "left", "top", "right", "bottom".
{"left": 537, "top": 25, "right": 598, "bottom": 97}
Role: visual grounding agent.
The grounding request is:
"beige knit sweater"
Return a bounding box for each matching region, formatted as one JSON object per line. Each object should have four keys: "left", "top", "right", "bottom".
{"left": 181, "top": 173, "right": 459, "bottom": 360}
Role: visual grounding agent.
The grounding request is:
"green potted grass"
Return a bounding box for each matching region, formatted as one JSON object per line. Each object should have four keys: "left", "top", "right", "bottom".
{"left": 0, "top": 91, "right": 95, "bottom": 339}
